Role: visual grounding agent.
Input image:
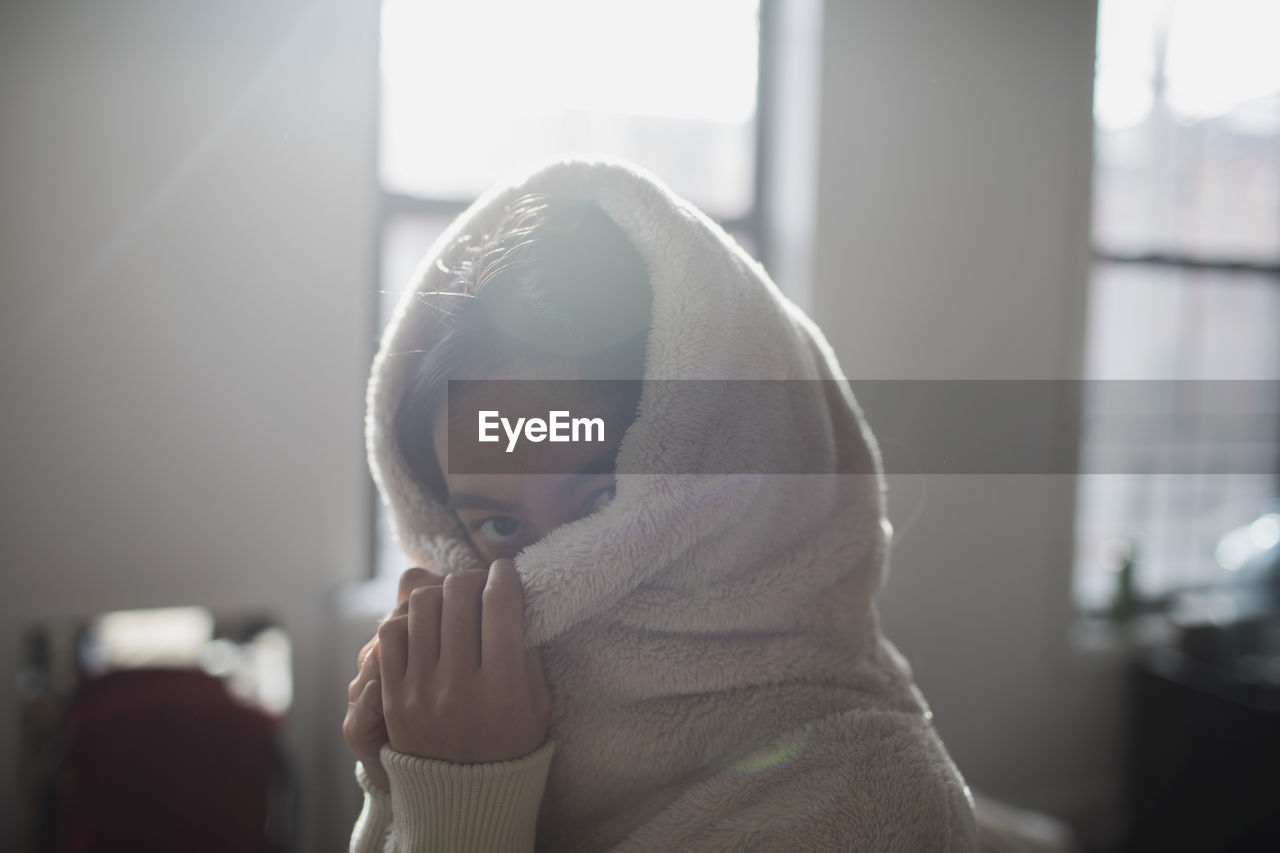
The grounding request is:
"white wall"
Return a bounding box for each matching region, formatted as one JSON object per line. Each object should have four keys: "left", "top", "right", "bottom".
{"left": 811, "top": 0, "right": 1123, "bottom": 843}
{"left": 0, "top": 1, "right": 378, "bottom": 849}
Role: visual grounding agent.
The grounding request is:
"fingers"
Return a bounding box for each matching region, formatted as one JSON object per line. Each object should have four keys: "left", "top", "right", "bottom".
{"left": 375, "top": 561, "right": 552, "bottom": 764}
{"left": 407, "top": 583, "right": 443, "bottom": 673}
{"left": 356, "top": 634, "right": 380, "bottom": 671}
{"left": 439, "top": 569, "right": 487, "bottom": 675}
{"left": 398, "top": 565, "right": 445, "bottom": 606}
{"left": 353, "top": 677, "right": 383, "bottom": 726}
{"left": 343, "top": 676, "right": 386, "bottom": 760}
{"left": 359, "top": 565, "right": 439, "bottom": 674}
{"left": 377, "top": 614, "right": 409, "bottom": 687}
{"left": 481, "top": 559, "right": 526, "bottom": 675}
{"left": 348, "top": 638, "right": 380, "bottom": 701}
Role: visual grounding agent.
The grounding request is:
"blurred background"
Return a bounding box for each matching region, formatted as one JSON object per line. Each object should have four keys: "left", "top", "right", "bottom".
{"left": 2, "top": 0, "right": 1277, "bottom": 851}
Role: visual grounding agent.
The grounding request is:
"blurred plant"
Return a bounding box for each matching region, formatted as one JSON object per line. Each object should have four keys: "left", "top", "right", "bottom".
{"left": 1108, "top": 538, "right": 1140, "bottom": 624}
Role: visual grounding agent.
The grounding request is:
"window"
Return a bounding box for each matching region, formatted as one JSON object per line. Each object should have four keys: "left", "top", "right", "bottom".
{"left": 372, "top": 0, "right": 769, "bottom": 578}
{"left": 1073, "top": 0, "right": 1280, "bottom": 616}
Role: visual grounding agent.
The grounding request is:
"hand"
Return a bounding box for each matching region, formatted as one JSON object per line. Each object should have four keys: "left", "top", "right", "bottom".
{"left": 378, "top": 559, "right": 551, "bottom": 764}
{"left": 343, "top": 567, "right": 446, "bottom": 791}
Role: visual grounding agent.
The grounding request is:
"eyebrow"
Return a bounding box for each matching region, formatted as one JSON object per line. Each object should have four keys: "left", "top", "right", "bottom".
{"left": 445, "top": 494, "right": 516, "bottom": 513}
{"left": 445, "top": 450, "right": 617, "bottom": 512}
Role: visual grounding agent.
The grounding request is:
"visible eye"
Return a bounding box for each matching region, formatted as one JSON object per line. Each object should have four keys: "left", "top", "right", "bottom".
{"left": 587, "top": 483, "right": 617, "bottom": 515}
{"left": 473, "top": 516, "right": 527, "bottom": 546}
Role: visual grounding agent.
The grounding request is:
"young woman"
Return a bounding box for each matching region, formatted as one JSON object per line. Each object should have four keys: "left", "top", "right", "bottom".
{"left": 344, "top": 158, "right": 978, "bottom": 852}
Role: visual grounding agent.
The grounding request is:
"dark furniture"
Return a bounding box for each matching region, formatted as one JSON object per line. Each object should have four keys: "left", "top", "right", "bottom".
{"left": 1126, "top": 629, "right": 1280, "bottom": 852}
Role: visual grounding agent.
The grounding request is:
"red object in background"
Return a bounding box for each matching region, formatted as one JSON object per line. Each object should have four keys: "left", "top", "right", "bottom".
{"left": 41, "top": 668, "right": 294, "bottom": 853}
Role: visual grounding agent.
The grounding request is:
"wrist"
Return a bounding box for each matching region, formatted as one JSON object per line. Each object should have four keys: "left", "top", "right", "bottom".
{"left": 386, "top": 729, "right": 549, "bottom": 765}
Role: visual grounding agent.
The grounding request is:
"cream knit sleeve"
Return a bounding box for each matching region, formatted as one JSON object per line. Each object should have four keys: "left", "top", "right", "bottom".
{"left": 377, "top": 740, "right": 556, "bottom": 853}
{"left": 349, "top": 761, "right": 394, "bottom": 853}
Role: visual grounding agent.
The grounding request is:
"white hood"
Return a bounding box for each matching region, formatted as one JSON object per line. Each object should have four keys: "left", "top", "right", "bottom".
{"left": 366, "top": 156, "right": 976, "bottom": 851}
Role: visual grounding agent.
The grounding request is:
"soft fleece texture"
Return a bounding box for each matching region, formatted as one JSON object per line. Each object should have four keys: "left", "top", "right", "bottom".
{"left": 359, "top": 156, "right": 978, "bottom": 851}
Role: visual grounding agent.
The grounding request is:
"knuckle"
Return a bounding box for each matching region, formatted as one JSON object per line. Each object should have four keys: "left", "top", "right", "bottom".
{"left": 410, "top": 584, "right": 442, "bottom": 605}
{"left": 401, "top": 696, "right": 433, "bottom": 728}
{"left": 400, "top": 567, "right": 428, "bottom": 587}
{"left": 481, "top": 579, "right": 513, "bottom": 602}
{"left": 444, "top": 569, "right": 486, "bottom": 592}
{"left": 437, "top": 672, "right": 470, "bottom": 701}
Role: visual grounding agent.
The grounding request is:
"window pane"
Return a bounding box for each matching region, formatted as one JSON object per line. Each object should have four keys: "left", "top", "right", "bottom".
{"left": 1083, "top": 262, "right": 1187, "bottom": 380}
{"left": 1092, "top": 0, "right": 1280, "bottom": 261}
{"left": 1084, "top": 262, "right": 1280, "bottom": 382}
{"left": 1192, "top": 269, "right": 1280, "bottom": 380}
{"left": 379, "top": 0, "right": 759, "bottom": 219}
{"left": 1073, "top": 474, "right": 1277, "bottom": 610}
{"left": 1074, "top": 262, "right": 1280, "bottom": 609}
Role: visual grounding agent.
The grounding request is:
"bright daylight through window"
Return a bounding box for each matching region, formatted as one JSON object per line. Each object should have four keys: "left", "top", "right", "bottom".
{"left": 1074, "top": 0, "right": 1280, "bottom": 620}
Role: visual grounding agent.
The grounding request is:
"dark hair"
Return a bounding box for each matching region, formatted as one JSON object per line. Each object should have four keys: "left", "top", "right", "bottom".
{"left": 394, "top": 194, "right": 652, "bottom": 502}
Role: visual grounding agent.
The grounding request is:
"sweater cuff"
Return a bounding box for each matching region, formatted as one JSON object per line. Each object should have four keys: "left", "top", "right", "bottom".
{"left": 380, "top": 740, "right": 555, "bottom": 852}
{"left": 349, "top": 762, "right": 393, "bottom": 853}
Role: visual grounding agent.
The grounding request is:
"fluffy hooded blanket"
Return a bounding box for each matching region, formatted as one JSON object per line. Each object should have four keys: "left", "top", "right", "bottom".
{"left": 366, "top": 156, "right": 978, "bottom": 851}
